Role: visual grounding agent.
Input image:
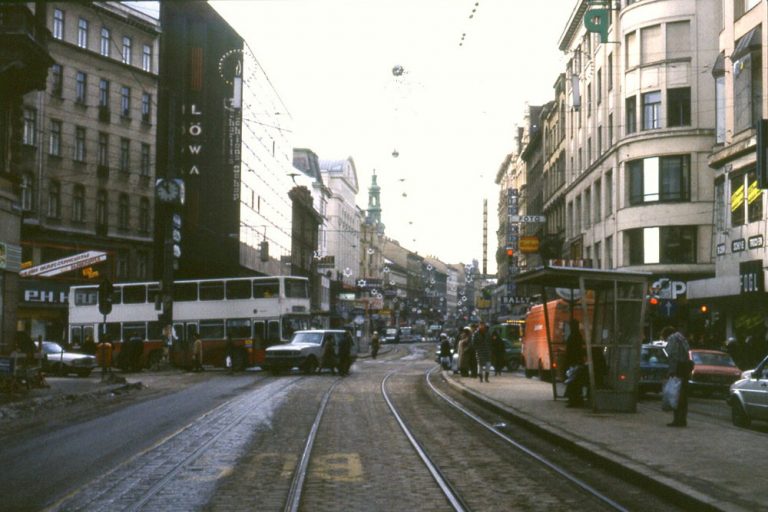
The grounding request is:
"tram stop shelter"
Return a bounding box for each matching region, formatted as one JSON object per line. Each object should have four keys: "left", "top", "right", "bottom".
{"left": 513, "top": 266, "right": 650, "bottom": 412}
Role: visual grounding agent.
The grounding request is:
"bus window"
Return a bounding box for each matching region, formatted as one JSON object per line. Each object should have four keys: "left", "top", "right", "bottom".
{"left": 226, "top": 280, "right": 251, "bottom": 300}
{"left": 226, "top": 318, "right": 251, "bottom": 338}
{"left": 174, "top": 282, "right": 198, "bottom": 301}
{"left": 148, "top": 284, "right": 161, "bottom": 305}
{"left": 70, "top": 326, "right": 83, "bottom": 347}
{"left": 123, "top": 285, "right": 147, "bottom": 304}
{"left": 267, "top": 320, "right": 280, "bottom": 343}
{"left": 253, "top": 279, "right": 279, "bottom": 298}
{"left": 285, "top": 278, "right": 309, "bottom": 298}
{"left": 124, "top": 322, "right": 147, "bottom": 340}
{"left": 200, "top": 281, "right": 224, "bottom": 301}
{"left": 105, "top": 322, "right": 121, "bottom": 342}
{"left": 148, "top": 321, "right": 163, "bottom": 340}
{"left": 253, "top": 321, "right": 265, "bottom": 347}
{"left": 74, "top": 287, "right": 98, "bottom": 306}
{"left": 199, "top": 319, "right": 224, "bottom": 339}
{"left": 282, "top": 315, "right": 309, "bottom": 339}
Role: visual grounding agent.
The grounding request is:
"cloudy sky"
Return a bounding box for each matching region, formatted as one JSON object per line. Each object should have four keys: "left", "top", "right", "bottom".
{"left": 193, "top": 1, "right": 574, "bottom": 272}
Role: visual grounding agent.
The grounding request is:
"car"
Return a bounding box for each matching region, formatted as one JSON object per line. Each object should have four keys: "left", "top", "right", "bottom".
{"left": 383, "top": 328, "right": 398, "bottom": 344}
{"left": 639, "top": 343, "right": 669, "bottom": 394}
{"left": 688, "top": 349, "right": 741, "bottom": 396}
{"left": 39, "top": 341, "right": 97, "bottom": 377}
{"left": 728, "top": 354, "right": 768, "bottom": 427}
{"left": 262, "top": 330, "right": 357, "bottom": 375}
{"left": 398, "top": 326, "right": 423, "bottom": 343}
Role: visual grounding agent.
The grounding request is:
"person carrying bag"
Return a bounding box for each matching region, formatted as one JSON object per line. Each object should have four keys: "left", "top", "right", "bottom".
{"left": 660, "top": 325, "right": 694, "bottom": 427}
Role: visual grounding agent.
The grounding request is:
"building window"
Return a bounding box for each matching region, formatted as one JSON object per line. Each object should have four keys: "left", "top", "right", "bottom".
{"left": 98, "top": 79, "right": 110, "bottom": 108}
{"left": 118, "top": 193, "right": 129, "bottom": 230}
{"left": 606, "top": 235, "right": 613, "bottom": 269}
{"left": 730, "top": 171, "right": 763, "bottom": 226}
{"left": 74, "top": 126, "right": 86, "bottom": 162}
{"left": 575, "top": 196, "right": 582, "bottom": 234}
{"left": 122, "top": 36, "right": 132, "bottom": 65}
{"left": 140, "top": 143, "right": 150, "bottom": 176}
{"left": 640, "top": 25, "right": 661, "bottom": 65}
{"left": 607, "top": 54, "right": 613, "bottom": 91}
{"left": 629, "top": 155, "right": 690, "bottom": 205}
{"left": 77, "top": 18, "right": 88, "bottom": 49}
{"left": 628, "top": 226, "right": 697, "bottom": 265}
{"left": 735, "top": 0, "right": 761, "bottom": 18}
{"left": 51, "top": 64, "right": 63, "bottom": 97}
{"left": 625, "top": 31, "right": 638, "bottom": 68}
{"left": 72, "top": 185, "right": 85, "bottom": 223}
{"left": 141, "top": 92, "right": 151, "bottom": 123}
{"left": 21, "top": 173, "right": 34, "bottom": 212}
{"left": 99, "top": 27, "right": 111, "bottom": 57}
{"left": 98, "top": 133, "right": 109, "bottom": 166}
{"left": 666, "top": 21, "right": 690, "bottom": 60}
{"left": 120, "top": 86, "right": 131, "bottom": 117}
{"left": 142, "top": 44, "right": 152, "bottom": 72}
{"left": 642, "top": 91, "right": 661, "bottom": 130}
{"left": 139, "top": 197, "right": 150, "bottom": 233}
{"left": 733, "top": 49, "right": 763, "bottom": 134}
{"left": 597, "top": 126, "right": 602, "bottom": 156}
{"left": 120, "top": 138, "right": 130, "bottom": 172}
{"left": 96, "top": 189, "right": 108, "bottom": 228}
{"left": 47, "top": 180, "right": 61, "bottom": 219}
{"left": 584, "top": 189, "right": 591, "bottom": 228}
{"left": 715, "top": 179, "right": 726, "bottom": 232}
{"left": 594, "top": 178, "right": 601, "bottom": 221}
{"left": 75, "top": 71, "right": 87, "bottom": 104}
{"left": 136, "top": 251, "right": 148, "bottom": 279}
{"left": 53, "top": 9, "right": 64, "bottom": 40}
{"left": 667, "top": 87, "right": 691, "bottom": 127}
{"left": 715, "top": 70, "right": 726, "bottom": 144}
{"left": 605, "top": 170, "right": 613, "bottom": 216}
{"left": 596, "top": 69, "right": 602, "bottom": 105}
{"left": 23, "top": 108, "right": 36, "bottom": 146}
{"left": 607, "top": 114, "right": 613, "bottom": 147}
{"left": 49, "top": 119, "right": 62, "bottom": 156}
{"left": 587, "top": 83, "right": 592, "bottom": 116}
{"left": 625, "top": 96, "right": 636, "bottom": 134}
{"left": 594, "top": 241, "right": 602, "bottom": 269}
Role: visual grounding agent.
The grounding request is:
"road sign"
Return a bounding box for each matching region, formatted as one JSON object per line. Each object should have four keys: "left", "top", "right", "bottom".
{"left": 20, "top": 251, "right": 107, "bottom": 278}
{"left": 509, "top": 215, "right": 546, "bottom": 223}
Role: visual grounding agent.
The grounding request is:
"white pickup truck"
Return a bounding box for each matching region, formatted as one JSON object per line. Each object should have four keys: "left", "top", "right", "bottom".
{"left": 263, "top": 329, "right": 357, "bottom": 374}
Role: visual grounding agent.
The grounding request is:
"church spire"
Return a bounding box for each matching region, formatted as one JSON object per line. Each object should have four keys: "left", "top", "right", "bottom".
{"left": 366, "top": 169, "right": 384, "bottom": 232}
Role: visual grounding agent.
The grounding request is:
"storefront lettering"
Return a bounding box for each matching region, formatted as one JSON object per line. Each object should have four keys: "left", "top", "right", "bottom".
{"left": 732, "top": 238, "right": 746, "bottom": 253}
{"left": 739, "top": 260, "right": 764, "bottom": 294}
{"left": 24, "top": 289, "right": 68, "bottom": 304}
{"left": 748, "top": 235, "right": 764, "bottom": 249}
{"left": 187, "top": 104, "right": 203, "bottom": 176}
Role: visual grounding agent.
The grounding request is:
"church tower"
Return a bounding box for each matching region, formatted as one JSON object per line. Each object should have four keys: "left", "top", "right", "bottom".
{"left": 366, "top": 170, "right": 384, "bottom": 233}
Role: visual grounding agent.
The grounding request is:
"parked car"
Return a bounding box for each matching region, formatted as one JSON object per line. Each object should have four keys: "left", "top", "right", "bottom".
{"left": 262, "top": 330, "right": 357, "bottom": 375}
{"left": 728, "top": 354, "right": 768, "bottom": 427}
{"left": 688, "top": 349, "right": 742, "bottom": 396}
{"left": 383, "top": 328, "right": 398, "bottom": 344}
{"left": 39, "top": 341, "right": 96, "bottom": 377}
{"left": 639, "top": 343, "right": 669, "bottom": 394}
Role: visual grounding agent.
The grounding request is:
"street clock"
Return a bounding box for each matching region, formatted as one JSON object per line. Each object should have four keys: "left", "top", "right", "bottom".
{"left": 155, "top": 178, "right": 184, "bottom": 204}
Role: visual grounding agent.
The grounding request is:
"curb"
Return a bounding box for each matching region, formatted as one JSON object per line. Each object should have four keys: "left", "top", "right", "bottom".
{"left": 441, "top": 371, "right": 736, "bottom": 512}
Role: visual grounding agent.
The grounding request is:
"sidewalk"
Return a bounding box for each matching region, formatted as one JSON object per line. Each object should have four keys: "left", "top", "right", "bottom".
{"left": 444, "top": 371, "right": 764, "bottom": 512}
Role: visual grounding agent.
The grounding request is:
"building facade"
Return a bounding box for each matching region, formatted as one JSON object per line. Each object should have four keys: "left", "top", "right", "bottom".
{"left": 18, "top": 2, "right": 158, "bottom": 342}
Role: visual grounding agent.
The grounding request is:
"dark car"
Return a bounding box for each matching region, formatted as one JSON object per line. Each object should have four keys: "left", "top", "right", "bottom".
{"left": 639, "top": 343, "right": 669, "bottom": 394}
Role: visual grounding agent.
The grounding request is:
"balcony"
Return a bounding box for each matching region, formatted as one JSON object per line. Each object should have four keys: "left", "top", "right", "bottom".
{"left": 0, "top": 5, "right": 54, "bottom": 93}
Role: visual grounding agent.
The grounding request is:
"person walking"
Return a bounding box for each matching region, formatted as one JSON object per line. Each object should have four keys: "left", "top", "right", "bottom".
{"left": 192, "top": 333, "right": 204, "bottom": 372}
{"left": 371, "top": 331, "right": 380, "bottom": 360}
{"left": 662, "top": 325, "right": 693, "bottom": 427}
{"left": 337, "top": 333, "right": 352, "bottom": 376}
{"left": 473, "top": 322, "right": 491, "bottom": 382}
{"left": 490, "top": 330, "right": 505, "bottom": 376}
{"left": 225, "top": 335, "right": 235, "bottom": 373}
{"left": 320, "top": 334, "right": 337, "bottom": 375}
{"left": 457, "top": 327, "right": 472, "bottom": 377}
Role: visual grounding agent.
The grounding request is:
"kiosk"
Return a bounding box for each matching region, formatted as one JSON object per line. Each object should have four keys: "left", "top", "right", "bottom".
{"left": 514, "top": 266, "right": 650, "bottom": 412}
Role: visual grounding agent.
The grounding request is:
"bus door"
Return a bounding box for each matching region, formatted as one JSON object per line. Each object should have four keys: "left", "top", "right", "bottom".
{"left": 253, "top": 321, "right": 266, "bottom": 364}
{"left": 172, "top": 322, "right": 198, "bottom": 367}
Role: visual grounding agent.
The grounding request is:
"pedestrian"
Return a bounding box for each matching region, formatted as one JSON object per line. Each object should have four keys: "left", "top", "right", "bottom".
{"left": 473, "top": 322, "right": 491, "bottom": 382}
{"left": 225, "top": 334, "right": 235, "bottom": 373}
{"left": 457, "top": 327, "right": 472, "bottom": 377}
{"left": 564, "top": 319, "right": 586, "bottom": 407}
{"left": 490, "top": 330, "right": 505, "bottom": 376}
{"left": 466, "top": 324, "right": 478, "bottom": 378}
{"left": 439, "top": 333, "right": 452, "bottom": 370}
{"left": 371, "top": 331, "right": 380, "bottom": 359}
{"left": 192, "top": 333, "right": 204, "bottom": 372}
{"left": 661, "top": 325, "right": 693, "bottom": 427}
{"left": 337, "top": 333, "right": 352, "bottom": 376}
{"left": 320, "top": 334, "right": 337, "bottom": 375}
{"left": 96, "top": 336, "right": 113, "bottom": 380}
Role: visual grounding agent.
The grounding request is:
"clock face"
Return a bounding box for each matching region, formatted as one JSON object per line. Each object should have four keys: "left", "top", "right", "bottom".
{"left": 156, "top": 179, "right": 181, "bottom": 203}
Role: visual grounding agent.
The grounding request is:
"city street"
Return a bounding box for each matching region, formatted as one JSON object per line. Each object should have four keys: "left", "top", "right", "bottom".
{"left": 1, "top": 344, "right": 762, "bottom": 511}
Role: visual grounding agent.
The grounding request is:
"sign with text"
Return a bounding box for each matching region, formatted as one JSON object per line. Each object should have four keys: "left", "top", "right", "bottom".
{"left": 740, "top": 260, "right": 764, "bottom": 294}
{"left": 509, "top": 215, "right": 546, "bottom": 223}
{"left": 19, "top": 251, "right": 107, "bottom": 278}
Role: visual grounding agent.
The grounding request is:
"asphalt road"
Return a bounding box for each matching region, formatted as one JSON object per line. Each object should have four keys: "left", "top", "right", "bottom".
{"left": 0, "top": 373, "right": 257, "bottom": 510}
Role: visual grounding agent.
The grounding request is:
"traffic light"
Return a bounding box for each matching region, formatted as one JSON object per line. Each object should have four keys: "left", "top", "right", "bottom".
{"left": 699, "top": 304, "right": 709, "bottom": 314}
{"left": 647, "top": 296, "right": 659, "bottom": 317}
{"left": 98, "top": 279, "right": 114, "bottom": 316}
{"left": 506, "top": 247, "right": 515, "bottom": 270}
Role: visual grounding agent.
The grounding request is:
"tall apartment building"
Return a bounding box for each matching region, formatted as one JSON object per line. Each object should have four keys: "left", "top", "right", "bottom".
{"left": 18, "top": 2, "right": 158, "bottom": 341}
{"left": 688, "top": 0, "right": 766, "bottom": 343}
{"left": 558, "top": 0, "right": 719, "bottom": 332}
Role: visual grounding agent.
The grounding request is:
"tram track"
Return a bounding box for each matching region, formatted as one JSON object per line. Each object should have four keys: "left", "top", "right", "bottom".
{"left": 380, "top": 364, "right": 689, "bottom": 512}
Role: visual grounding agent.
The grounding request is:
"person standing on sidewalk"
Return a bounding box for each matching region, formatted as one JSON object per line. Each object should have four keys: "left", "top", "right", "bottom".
{"left": 661, "top": 325, "right": 693, "bottom": 427}
{"left": 490, "top": 330, "right": 505, "bottom": 376}
{"left": 473, "top": 322, "right": 491, "bottom": 382}
{"left": 96, "top": 336, "right": 113, "bottom": 380}
{"left": 439, "top": 333, "right": 453, "bottom": 370}
{"left": 192, "top": 334, "right": 204, "bottom": 372}
{"left": 371, "top": 331, "right": 380, "bottom": 359}
{"left": 457, "top": 327, "right": 472, "bottom": 377}
{"left": 564, "top": 320, "right": 586, "bottom": 407}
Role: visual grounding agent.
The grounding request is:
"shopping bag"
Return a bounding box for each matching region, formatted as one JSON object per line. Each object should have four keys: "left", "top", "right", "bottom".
{"left": 662, "top": 376, "right": 681, "bottom": 411}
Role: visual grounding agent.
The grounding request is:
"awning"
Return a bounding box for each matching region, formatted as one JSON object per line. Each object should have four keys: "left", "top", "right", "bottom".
{"left": 711, "top": 51, "right": 725, "bottom": 77}
{"left": 731, "top": 25, "right": 762, "bottom": 61}
{"left": 512, "top": 265, "right": 650, "bottom": 290}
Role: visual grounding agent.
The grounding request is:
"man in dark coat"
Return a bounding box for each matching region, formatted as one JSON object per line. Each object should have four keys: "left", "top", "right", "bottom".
{"left": 662, "top": 325, "right": 693, "bottom": 427}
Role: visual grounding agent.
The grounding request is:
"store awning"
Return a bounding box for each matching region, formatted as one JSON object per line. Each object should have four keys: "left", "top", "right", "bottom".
{"left": 731, "top": 25, "right": 761, "bottom": 61}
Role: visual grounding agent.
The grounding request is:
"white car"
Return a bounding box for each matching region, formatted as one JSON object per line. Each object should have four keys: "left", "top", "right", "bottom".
{"left": 728, "top": 354, "right": 768, "bottom": 427}
{"left": 263, "top": 330, "right": 357, "bottom": 375}
{"left": 40, "top": 341, "right": 97, "bottom": 377}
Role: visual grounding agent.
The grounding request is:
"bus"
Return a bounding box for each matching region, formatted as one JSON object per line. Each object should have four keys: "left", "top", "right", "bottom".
{"left": 68, "top": 275, "right": 311, "bottom": 370}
